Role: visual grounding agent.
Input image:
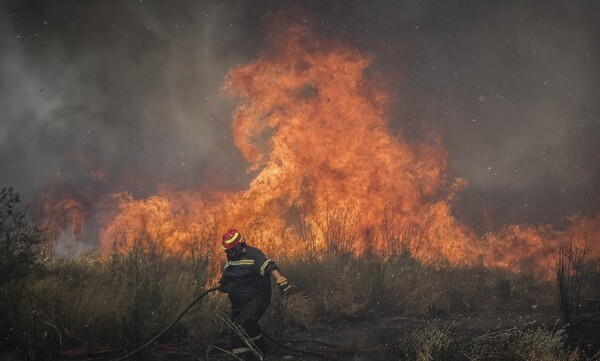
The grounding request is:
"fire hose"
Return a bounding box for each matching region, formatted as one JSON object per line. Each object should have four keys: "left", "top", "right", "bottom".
{"left": 263, "top": 333, "right": 334, "bottom": 358}
{"left": 116, "top": 287, "right": 336, "bottom": 360}
{"left": 116, "top": 287, "right": 219, "bottom": 361}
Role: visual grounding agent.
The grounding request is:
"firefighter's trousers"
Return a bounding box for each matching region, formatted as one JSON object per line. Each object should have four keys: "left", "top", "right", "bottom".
{"left": 230, "top": 292, "right": 270, "bottom": 357}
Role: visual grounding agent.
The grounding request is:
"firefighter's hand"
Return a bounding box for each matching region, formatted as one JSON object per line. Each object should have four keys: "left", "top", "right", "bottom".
{"left": 218, "top": 283, "right": 230, "bottom": 294}
{"left": 276, "top": 277, "right": 292, "bottom": 295}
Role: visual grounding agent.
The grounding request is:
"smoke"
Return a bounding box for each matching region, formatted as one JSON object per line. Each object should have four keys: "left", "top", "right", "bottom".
{"left": 1, "top": 1, "right": 267, "bottom": 198}
{"left": 322, "top": 1, "right": 600, "bottom": 229}
{"left": 429, "top": 1, "right": 600, "bottom": 229}
{"left": 1, "top": 0, "right": 599, "bottom": 239}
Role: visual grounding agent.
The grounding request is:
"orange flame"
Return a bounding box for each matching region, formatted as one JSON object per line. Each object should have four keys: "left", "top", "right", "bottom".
{"left": 40, "top": 192, "right": 87, "bottom": 245}
{"left": 482, "top": 214, "right": 600, "bottom": 278}
{"left": 40, "top": 22, "right": 597, "bottom": 277}
{"left": 216, "top": 24, "right": 479, "bottom": 261}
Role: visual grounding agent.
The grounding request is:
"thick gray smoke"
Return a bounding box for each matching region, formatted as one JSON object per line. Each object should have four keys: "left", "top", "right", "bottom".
{"left": 1, "top": 1, "right": 265, "bottom": 198}
{"left": 1, "top": 0, "right": 599, "bottom": 235}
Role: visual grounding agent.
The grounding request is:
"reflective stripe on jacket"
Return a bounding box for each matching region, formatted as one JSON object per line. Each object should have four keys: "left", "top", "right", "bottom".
{"left": 219, "top": 246, "right": 278, "bottom": 303}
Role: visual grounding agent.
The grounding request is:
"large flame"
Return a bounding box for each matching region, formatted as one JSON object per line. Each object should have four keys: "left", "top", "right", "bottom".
{"left": 41, "top": 23, "right": 599, "bottom": 276}
{"left": 98, "top": 24, "right": 477, "bottom": 263}
{"left": 218, "top": 24, "right": 478, "bottom": 261}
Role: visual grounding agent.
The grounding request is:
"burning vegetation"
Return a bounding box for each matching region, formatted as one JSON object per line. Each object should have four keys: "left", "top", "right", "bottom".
{"left": 35, "top": 23, "right": 599, "bottom": 280}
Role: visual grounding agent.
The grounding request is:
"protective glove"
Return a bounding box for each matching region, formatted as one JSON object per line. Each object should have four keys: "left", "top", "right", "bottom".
{"left": 276, "top": 277, "right": 292, "bottom": 295}
{"left": 218, "top": 283, "right": 230, "bottom": 294}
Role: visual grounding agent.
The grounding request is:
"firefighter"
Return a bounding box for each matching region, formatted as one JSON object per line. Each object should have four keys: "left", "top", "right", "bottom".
{"left": 217, "top": 228, "right": 292, "bottom": 360}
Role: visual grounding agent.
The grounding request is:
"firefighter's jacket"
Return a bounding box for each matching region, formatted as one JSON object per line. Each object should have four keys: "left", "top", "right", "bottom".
{"left": 219, "top": 246, "right": 278, "bottom": 304}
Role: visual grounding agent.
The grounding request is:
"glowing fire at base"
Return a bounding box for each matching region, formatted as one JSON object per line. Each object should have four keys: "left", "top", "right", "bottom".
{"left": 43, "top": 23, "right": 599, "bottom": 278}
{"left": 100, "top": 24, "right": 477, "bottom": 263}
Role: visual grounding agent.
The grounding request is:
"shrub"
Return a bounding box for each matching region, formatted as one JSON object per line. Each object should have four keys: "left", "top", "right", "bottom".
{"left": 557, "top": 240, "right": 588, "bottom": 326}
{"left": 397, "top": 323, "right": 458, "bottom": 361}
{"left": 0, "top": 187, "right": 43, "bottom": 284}
{"left": 467, "top": 326, "right": 583, "bottom": 361}
{"left": 0, "top": 187, "right": 43, "bottom": 356}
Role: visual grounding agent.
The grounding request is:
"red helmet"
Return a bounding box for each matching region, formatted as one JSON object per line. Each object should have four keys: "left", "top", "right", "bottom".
{"left": 221, "top": 228, "right": 245, "bottom": 250}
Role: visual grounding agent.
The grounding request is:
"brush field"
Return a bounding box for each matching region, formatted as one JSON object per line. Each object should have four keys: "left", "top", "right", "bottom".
{"left": 1, "top": 246, "right": 599, "bottom": 361}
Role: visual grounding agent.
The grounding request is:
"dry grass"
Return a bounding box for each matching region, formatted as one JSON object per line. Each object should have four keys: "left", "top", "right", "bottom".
{"left": 273, "top": 253, "right": 554, "bottom": 328}
{"left": 470, "top": 325, "right": 586, "bottom": 361}
{"left": 2, "top": 238, "right": 595, "bottom": 360}
{"left": 391, "top": 322, "right": 585, "bottom": 361}
{"left": 397, "top": 323, "right": 456, "bottom": 361}
{"left": 6, "top": 247, "right": 228, "bottom": 360}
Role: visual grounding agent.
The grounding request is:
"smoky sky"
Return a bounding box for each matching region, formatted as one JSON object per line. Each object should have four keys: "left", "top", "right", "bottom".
{"left": 1, "top": 0, "right": 599, "bottom": 232}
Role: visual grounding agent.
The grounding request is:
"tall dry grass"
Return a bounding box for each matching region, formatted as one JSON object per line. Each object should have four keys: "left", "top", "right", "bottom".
{"left": 4, "top": 246, "right": 591, "bottom": 360}
{"left": 391, "top": 323, "right": 584, "bottom": 361}
{"left": 556, "top": 238, "right": 600, "bottom": 327}
{"left": 272, "top": 253, "right": 555, "bottom": 329}
{"left": 7, "top": 244, "right": 228, "bottom": 360}
{"left": 3, "top": 209, "right": 598, "bottom": 360}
